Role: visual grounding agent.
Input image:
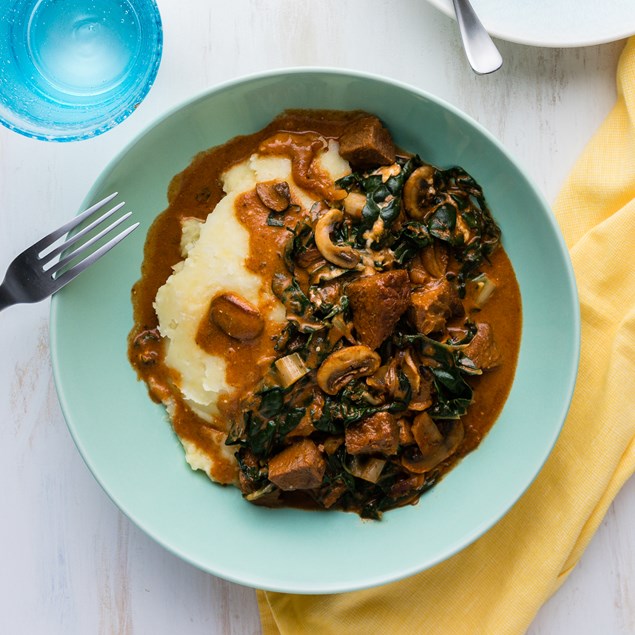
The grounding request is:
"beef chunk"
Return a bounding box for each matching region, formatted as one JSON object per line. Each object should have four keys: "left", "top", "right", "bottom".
{"left": 338, "top": 116, "right": 396, "bottom": 169}
{"left": 347, "top": 269, "right": 410, "bottom": 350}
{"left": 410, "top": 277, "right": 463, "bottom": 335}
{"left": 345, "top": 412, "right": 399, "bottom": 456}
{"left": 267, "top": 439, "right": 326, "bottom": 491}
{"left": 463, "top": 322, "right": 501, "bottom": 370}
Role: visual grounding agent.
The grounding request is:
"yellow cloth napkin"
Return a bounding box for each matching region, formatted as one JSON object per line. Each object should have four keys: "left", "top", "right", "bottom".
{"left": 257, "top": 38, "right": 635, "bottom": 635}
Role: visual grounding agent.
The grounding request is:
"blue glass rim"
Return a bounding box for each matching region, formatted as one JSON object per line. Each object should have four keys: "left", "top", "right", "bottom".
{"left": 0, "top": 0, "right": 163, "bottom": 142}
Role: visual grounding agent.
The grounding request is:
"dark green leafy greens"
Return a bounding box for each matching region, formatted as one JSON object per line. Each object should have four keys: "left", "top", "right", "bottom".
{"left": 226, "top": 140, "right": 504, "bottom": 519}
{"left": 393, "top": 332, "right": 475, "bottom": 419}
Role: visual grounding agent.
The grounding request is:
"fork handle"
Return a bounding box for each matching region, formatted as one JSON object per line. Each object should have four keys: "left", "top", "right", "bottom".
{"left": 0, "top": 283, "right": 16, "bottom": 312}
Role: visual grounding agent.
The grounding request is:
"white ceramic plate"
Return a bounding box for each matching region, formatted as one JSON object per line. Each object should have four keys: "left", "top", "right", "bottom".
{"left": 427, "top": 0, "right": 635, "bottom": 47}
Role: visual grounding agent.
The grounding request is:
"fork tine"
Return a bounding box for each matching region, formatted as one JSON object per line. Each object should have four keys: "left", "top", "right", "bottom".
{"left": 43, "top": 201, "right": 126, "bottom": 263}
{"left": 31, "top": 192, "right": 119, "bottom": 255}
{"left": 48, "top": 210, "right": 132, "bottom": 276}
{"left": 51, "top": 222, "right": 140, "bottom": 292}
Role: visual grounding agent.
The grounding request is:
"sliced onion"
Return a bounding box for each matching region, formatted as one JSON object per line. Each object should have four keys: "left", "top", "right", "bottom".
{"left": 275, "top": 352, "right": 309, "bottom": 388}
{"left": 245, "top": 483, "right": 276, "bottom": 501}
{"left": 472, "top": 273, "right": 496, "bottom": 307}
{"left": 345, "top": 456, "right": 386, "bottom": 484}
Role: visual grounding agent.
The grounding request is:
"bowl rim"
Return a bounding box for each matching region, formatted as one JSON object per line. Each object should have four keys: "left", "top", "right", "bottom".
{"left": 50, "top": 66, "right": 581, "bottom": 593}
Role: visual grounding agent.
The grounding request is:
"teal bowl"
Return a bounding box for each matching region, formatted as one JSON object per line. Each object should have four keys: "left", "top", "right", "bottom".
{"left": 50, "top": 69, "right": 580, "bottom": 593}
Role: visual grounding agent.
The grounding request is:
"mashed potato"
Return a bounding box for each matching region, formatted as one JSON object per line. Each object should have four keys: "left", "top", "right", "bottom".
{"left": 153, "top": 141, "right": 350, "bottom": 473}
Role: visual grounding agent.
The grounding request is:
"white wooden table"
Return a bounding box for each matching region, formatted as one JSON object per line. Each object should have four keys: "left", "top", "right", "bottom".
{"left": 1, "top": 2, "right": 632, "bottom": 633}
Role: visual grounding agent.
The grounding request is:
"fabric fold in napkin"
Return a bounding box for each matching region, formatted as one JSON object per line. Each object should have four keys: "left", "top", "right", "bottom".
{"left": 258, "top": 38, "right": 635, "bottom": 635}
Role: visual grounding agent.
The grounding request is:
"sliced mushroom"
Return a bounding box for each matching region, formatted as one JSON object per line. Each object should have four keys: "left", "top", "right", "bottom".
{"left": 420, "top": 241, "right": 449, "bottom": 279}
{"left": 309, "top": 264, "right": 350, "bottom": 285}
{"left": 256, "top": 180, "right": 291, "bottom": 212}
{"left": 400, "top": 350, "right": 421, "bottom": 397}
{"left": 316, "top": 345, "right": 381, "bottom": 395}
{"left": 403, "top": 164, "right": 437, "bottom": 219}
{"left": 407, "top": 253, "right": 429, "bottom": 285}
{"left": 408, "top": 368, "right": 434, "bottom": 411}
{"left": 366, "top": 360, "right": 397, "bottom": 395}
{"left": 411, "top": 412, "right": 443, "bottom": 451}
{"left": 208, "top": 292, "right": 264, "bottom": 341}
{"left": 342, "top": 192, "right": 367, "bottom": 220}
{"left": 314, "top": 208, "right": 360, "bottom": 269}
{"left": 401, "top": 415, "right": 464, "bottom": 474}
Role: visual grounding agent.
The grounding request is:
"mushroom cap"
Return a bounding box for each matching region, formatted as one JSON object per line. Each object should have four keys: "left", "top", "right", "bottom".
{"left": 316, "top": 345, "right": 381, "bottom": 395}
{"left": 314, "top": 208, "right": 361, "bottom": 269}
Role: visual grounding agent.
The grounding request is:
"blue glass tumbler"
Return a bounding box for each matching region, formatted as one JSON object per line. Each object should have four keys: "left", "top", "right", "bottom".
{"left": 0, "top": 0, "right": 163, "bottom": 141}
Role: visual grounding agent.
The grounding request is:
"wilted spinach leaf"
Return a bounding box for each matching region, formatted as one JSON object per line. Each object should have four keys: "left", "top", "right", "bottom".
{"left": 394, "top": 332, "right": 473, "bottom": 419}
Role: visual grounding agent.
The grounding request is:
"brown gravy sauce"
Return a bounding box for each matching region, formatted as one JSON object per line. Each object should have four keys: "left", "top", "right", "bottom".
{"left": 128, "top": 109, "right": 522, "bottom": 491}
{"left": 457, "top": 249, "right": 521, "bottom": 455}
